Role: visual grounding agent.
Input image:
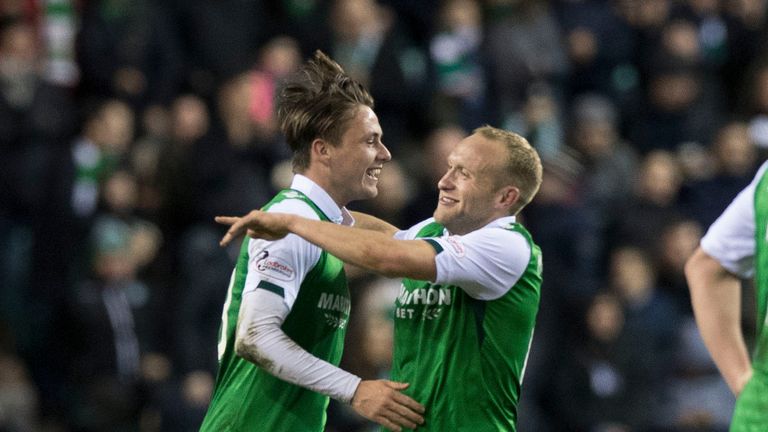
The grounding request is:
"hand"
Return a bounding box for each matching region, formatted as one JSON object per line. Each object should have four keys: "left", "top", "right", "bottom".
{"left": 351, "top": 380, "right": 425, "bottom": 432}
{"left": 215, "top": 211, "right": 292, "bottom": 246}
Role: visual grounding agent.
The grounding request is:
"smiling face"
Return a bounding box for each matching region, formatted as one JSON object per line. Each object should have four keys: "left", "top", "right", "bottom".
{"left": 433, "top": 133, "right": 512, "bottom": 234}
{"left": 326, "top": 105, "right": 391, "bottom": 205}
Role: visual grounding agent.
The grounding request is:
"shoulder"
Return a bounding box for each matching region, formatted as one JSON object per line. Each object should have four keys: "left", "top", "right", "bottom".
{"left": 461, "top": 225, "right": 531, "bottom": 256}
{"left": 395, "top": 218, "right": 440, "bottom": 240}
{"left": 267, "top": 198, "right": 322, "bottom": 221}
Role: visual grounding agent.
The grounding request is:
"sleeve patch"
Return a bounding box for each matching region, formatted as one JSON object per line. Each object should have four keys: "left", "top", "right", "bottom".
{"left": 445, "top": 236, "right": 466, "bottom": 257}
{"left": 255, "top": 250, "right": 296, "bottom": 281}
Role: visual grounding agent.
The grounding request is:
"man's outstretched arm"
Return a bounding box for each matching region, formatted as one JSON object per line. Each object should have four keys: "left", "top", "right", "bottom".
{"left": 685, "top": 247, "right": 753, "bottom": 396}
{"left": 217, "top": 211, "right": 437, "bottom": 281}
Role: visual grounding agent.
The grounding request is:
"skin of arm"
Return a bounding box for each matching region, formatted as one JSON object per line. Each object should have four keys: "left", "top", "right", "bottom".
{"left": 349, "top": 210, "right": 400, "bottom": 235}
{"left": 685, "top": 247, "right": 753, "bottom": 396}
{"left": 217, "top": 212, "right": 438, "bottom": 281}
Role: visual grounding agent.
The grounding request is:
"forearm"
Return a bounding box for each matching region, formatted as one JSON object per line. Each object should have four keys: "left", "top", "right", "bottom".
{"left": 286, "top": 215, "right": 436, "bottom": 280}
{"left": 236, "top": 291, "right": 361, "bottom": 403}
{"left": 685, "top": 248, "right": 752, "bottom": 395}
{"left": 349, "top": 211, "right": 400, "bottom": 235}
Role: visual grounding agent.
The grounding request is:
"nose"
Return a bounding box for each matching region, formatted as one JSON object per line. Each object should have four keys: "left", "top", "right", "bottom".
{"left": 437, "top": 169, "right": 454, "bottom": 190}
{"left": 377, "top": 141, "right": 392, "bottom": 162}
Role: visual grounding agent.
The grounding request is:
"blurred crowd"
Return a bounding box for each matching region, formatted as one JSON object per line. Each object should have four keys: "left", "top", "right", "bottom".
{"left": 1, "top": 0, "right": 767, "bottom": 430}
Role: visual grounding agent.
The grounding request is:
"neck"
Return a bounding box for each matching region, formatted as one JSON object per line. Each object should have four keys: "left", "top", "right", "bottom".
{"left": 300, "top": 169, "right": 347, "bottom": 207}
{"left": 444, "top": 213, "right": 510, "bottom": 235}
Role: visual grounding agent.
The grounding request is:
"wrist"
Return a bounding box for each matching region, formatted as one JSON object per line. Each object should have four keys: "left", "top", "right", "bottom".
{"left": 345, "top": 376, "right": 363, "bottom": 405}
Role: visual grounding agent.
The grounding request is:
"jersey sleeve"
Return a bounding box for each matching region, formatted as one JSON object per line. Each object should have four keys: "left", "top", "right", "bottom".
{"left": 429, "top": 227, "right": 531, "bottom": 300}
{"left": 242, "top": 199, "right": 322, "bottom": 309}
{"left": 236, "top": 288, "right": 361, "bottom": 403}
{"left": 699, "top": 164, "right": 766, "bottom": 279}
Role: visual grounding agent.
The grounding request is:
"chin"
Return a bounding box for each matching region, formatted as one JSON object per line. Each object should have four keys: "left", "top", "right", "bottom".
{"left": 362, "top": 187, "right": 378, "bottom": 199}
{"left": 352, "top": 187, "right": 378, "bottom": 202}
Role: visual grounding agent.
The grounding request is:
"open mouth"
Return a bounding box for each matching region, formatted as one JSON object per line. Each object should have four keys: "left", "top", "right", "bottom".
{"left": 439, "top": 196, "right": 458, "bottom": 205}
{"left": 366, "top": 167, "right": 381, "bottom": 180}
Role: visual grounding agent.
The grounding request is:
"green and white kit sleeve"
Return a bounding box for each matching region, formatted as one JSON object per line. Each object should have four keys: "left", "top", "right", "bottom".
{"left": 701, "top": 162, "right": 768, "bottom": 278}
{"left": 236, "top": 199, "right": 361, "bottom": 403}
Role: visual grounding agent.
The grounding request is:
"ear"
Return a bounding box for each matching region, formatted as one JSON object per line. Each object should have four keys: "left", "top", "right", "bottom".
{"left": 497, "top": 185, "right": 520, "bottom": 210}
{"left": 310, "top": 138, "right": 332, "bottom": 165}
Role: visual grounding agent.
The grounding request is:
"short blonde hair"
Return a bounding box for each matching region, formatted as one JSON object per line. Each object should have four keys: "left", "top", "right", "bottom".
{"left": 474, "top": 125, "right": 542, "bottom": 214}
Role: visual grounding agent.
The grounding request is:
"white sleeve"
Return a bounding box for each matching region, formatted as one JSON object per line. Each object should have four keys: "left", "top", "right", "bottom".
{"left": 242, "top": 199, "right": 322, "bottom": 309}
{"left": 236, "top": 289, "right": 361, "bottom": 403}
{"left": 394, "top": 218, "right": 436, "bottom": 240}
{"left": 429, "top": 228, "right": 532, "bottom": 300}
{"left": 700, "top": 162, "right": 767, "bottom": 279}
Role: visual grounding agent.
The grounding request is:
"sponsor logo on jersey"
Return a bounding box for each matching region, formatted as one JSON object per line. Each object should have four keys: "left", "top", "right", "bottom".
{"left": 396, "top": 284, "right": 452, "bottom": 320}
{"left": 397, "top": 285, "right": 452, "bottom": 306}
{"left": 323, "top": 312, "right": 348, "bottom": 329}
{"left": 317, "top": 292, "right": 351, "bottom": 314}
{"left": 255, "top": 250, "right": 295, "bottom": 281}
{"left": 446, "top": 236, "right": 465, "bottom": 257}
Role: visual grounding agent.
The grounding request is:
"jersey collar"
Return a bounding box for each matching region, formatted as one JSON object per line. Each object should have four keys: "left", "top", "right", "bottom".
{"left": 290, "top": 174, "right": 354, "bottom": 226}
{"left": 487, "top": 215, "right": 517, "bottom": 229}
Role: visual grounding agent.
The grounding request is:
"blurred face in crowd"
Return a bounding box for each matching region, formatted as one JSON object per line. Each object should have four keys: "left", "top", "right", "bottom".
{"left": 636, "top": 150, "right": 681, "bottom": 206}
{"left": 441, "top": 0, "right": 482, "bottom": 30}
{"left": 324, "top": 105, "right": 391, "bottom": 205}
{"left": 574, "top": 121, "right": 616, "bottom": 160}
{"left": 587, "top": 293, "right": 624, "bottom": 343}
{"left": 610, "top": 247, "right": 656, "bottom": 305}
{"left": 331, "top": 0, "right": 383, "bottom": 41}
{"left": 103, "top": 170, "right": 138, "bottom": 214}
{"left": 662, "top": 20, "right": 700, "bottom": 60}
{"left": 434, "top": 133, "right": 513, "bottom": 234}
{"left": 659, "top": 220, "right": 702, "bottom": 274}
{"left": 259, "top": 36, "right": 301, "bottom": 78}
{"left": 0, "top": 22, "right": 38, "bottom": 74}
{"left": 88, "top": 100, "right": 135, "bottom": 154}
{"left": 172, "top": 95, "right": 209, "bottom": 144}
{"left": 650, "top": 72, "right": 700, "bottom": 113}
{"left": 714, "top": 122, "right": 757, "bottom": 175}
